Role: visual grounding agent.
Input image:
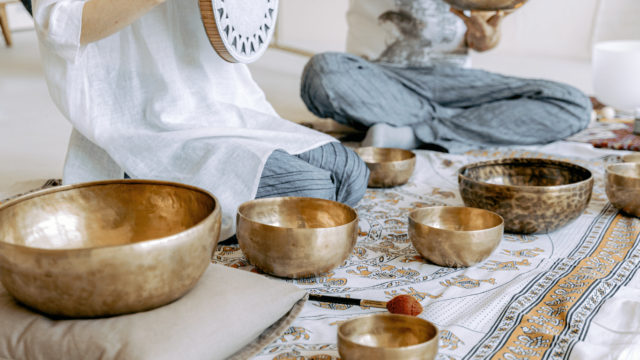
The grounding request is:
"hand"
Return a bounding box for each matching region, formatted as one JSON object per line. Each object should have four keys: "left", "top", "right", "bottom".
{"left": 449, "top": 9, "right": 508, "bottom": 52}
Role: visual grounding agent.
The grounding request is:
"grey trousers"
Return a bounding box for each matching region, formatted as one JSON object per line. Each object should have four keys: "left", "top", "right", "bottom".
{"left": 220, "top": 142, "right": 369, "bottom": 244}
{"left": 256, "top": 142, "right": 369, "bottom": 207}
{"left": 301, "top": 53, "right": 593, "bottom": 154}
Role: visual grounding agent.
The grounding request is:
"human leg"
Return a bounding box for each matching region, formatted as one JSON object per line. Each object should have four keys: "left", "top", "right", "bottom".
{"left": 295, "top": 142, "right": 370, "bottom": 208}
{"left": 403, "top": 67, "right": 592, "bottom": 153}
{"left": 254, "top": 149, "right": 337, "bottom": 201}
{"left": 301, "top": 52, "right": 437, "bottom": 130}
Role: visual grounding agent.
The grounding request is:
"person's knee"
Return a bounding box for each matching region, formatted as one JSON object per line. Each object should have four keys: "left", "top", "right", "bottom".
{"left": 337, "top": 145, "right": 370, "bottom": 207}
{"left": 534, "top": 80, "right": 593, "bottom": 135}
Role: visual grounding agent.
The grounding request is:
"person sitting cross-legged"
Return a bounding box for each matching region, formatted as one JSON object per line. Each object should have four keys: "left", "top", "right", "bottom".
{"left": 301, "top": 0, "right": 592, "bottom": 153}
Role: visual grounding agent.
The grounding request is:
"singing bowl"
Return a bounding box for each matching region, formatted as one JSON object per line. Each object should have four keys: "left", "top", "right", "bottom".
{"left": 338, "top": 314, "right": 439, "bottom": 360}
{"left": 459, "top": 158, "right": 593, "bottom": 234}
{"left": 409, "top": 206, "right": 503, "bottom": 268}
{"left": 605, "top": 163, "right": 640, "bottom": 217}
{"left": 442, "top": 0, "right": 529, "bottom": 11}
{"left": 0, "top": 180, "right": 222, "bottom": 318}
{"left": 623, "top": 153, "right": 640, "bottom": 163}
{"left": 355, "top": 147, "right": 416, "bottom": 188}
{"left": 236, "top": 197, "right": 358, "bottom": 278}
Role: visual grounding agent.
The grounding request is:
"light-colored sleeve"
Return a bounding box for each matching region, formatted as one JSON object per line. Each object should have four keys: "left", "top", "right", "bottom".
{"left": 33, "top": 0, "right": 89, "bottom": 64}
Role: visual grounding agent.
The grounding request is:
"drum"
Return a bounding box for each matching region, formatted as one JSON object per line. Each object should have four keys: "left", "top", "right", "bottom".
{"left": 199, "top": 0, "right": 279, "bottom": 63}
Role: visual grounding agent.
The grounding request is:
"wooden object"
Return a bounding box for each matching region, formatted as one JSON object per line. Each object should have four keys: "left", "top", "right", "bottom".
{"left": 0, "top": 1, "right": 19, "bottom": 47}
{"left": 198, "top": 0, "right": 279, "bottom": 63}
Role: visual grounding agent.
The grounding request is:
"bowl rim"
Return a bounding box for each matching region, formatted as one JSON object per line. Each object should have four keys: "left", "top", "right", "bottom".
{"left": 458, "top": 158, "right": 593, "bottom": 191}
{"left": 354, "top": 147, "right": 417, "bottom": 165}
{"left": 237, "top": 196, "right": 359, "bottom": 231}
{"left": 337, "top": 313, "right": 439, "bottom": 351}
{"left": 409, "top": 206, "right": 504, "bottom": 233}
{"left": 0, "top": 179, "right": 221, "bottom": 253}
{"left": 606, "top": 163, "right": 640, "bottom": 182}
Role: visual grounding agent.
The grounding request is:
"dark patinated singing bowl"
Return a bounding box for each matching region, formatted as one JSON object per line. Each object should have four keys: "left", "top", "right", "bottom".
{"left": 0, "top": 180, "right": 222, "bottom": 318}
{"left": 236, "top": 197, "right": 358, "bottom": 278}
{"left": 605, "top": 163, "right": 640, "bottom": 217}
{"left": 459, "top": 158, "right": 593, "bottom": 234}
{"left": 338, "top": 314, "right": 439, "bottom": 360}
{"left": 355, "top": 147, "right": 416, "bottom": 188}
{"left": 443, "top": 0, "right": 529, "bottom": 11}
{"left": 409, "top": 206, "right": 504, "bottom": 268}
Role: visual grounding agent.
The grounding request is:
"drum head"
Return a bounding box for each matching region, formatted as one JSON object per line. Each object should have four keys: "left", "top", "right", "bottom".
{"left": 199, "top": 0, "right": 279, "bottom": 63}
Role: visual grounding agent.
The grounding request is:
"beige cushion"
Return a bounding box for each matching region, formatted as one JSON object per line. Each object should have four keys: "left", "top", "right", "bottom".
{"left": 0, "top": 264, "right": 308, "bottom": 360}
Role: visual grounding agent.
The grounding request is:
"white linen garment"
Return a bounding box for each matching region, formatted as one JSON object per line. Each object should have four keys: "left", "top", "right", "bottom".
{"left": 33, "top": 0, "right": 336, "bottom": 239}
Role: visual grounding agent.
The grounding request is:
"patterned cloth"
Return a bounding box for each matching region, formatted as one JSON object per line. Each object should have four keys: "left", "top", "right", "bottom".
{"left": 567, "top": 122, "right": 640, "bottom": 152}
{"left": 213, "top": 148, "right": 639, "bottom": 360}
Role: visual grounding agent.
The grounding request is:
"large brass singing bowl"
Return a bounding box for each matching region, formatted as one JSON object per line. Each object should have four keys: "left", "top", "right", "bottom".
{"left": 409, "top": 206, "right": 503, "bottom": 268}
{"left": 338, "top": 314, "right": 439, "bottom": 360}
{"left": 459, "top": 158, "right": 593, "bottom": 234}
{"left": 355, "top": 147, "right": 416, "bottom": 188}
{"left": 0, "top": 180, "right": 222, "bottom": 318}
{"left": 443, "top": 0, "right": 529, "bottom": 11}
{"left": 236, "top": 197, "right": 358, "bottom": 278}
{"left": 605, "top": 163, "right": 640, "bottom": 217}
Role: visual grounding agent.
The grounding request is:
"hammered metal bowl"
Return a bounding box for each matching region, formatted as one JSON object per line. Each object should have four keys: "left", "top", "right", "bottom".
{"left": 338, "top": 314, "right": 439, "bottom": 360}
{"left": 236, "top": 197, "right": 358, "bottom": 278}
{"left": 623, "top": 153, "right": 640, "bottom": 163}
{"left": 443, "top": 0, "right": 529, "bottom": 10}
{"left": 355, "top": 147, "right": 416, "bottom": 188}
{"left": 458, "top": 158, "right": 593, "bottom": 234}
{"left": 0, "top": 180, "right": 222, "bottom": 318}
{"left": 409, "top": 206, "right": 504, "bottom": 268}
{"left": 605, "top": 163, "right": 640, "bottom": 217}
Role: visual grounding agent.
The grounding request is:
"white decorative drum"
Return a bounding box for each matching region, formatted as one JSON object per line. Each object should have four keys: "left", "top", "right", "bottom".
{"left": 199, "top": 0, "right": 279, "bottom": 63}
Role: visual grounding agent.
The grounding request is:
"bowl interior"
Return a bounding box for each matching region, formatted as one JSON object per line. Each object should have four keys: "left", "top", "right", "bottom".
{"left": 355, "top": 147, "right": 415, "bottom": 164}
{"left": 462, "top": 160, "right": 591, "bottom": 187}
{"left": 608, "top": 163, "right": 640, "bottom": 180}
{"left": 339, "top": 315, "right": 437, "bottom": 349}
{"left": 238, "top": 197, "right": 357, "bottom": 229}
{"left": 623, "top": 154, "right": 640, "bottom": 163}
{"left": 411, "top": 207, "right": 502, "bottom": 232}
{"left": 0, "top": 182, "right": 216, "bottom": 250}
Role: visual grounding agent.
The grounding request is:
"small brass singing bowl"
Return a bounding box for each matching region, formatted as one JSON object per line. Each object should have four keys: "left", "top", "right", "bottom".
{"left": 236, "top": 197, "right": 358, "bottom": 278}
{"left": 442, "top": 0, "right": 529, "bottom": 11}
{"left": 459, "top": 158, "right": 593, "bottom": 234}
{"left": 623, "top": 153, "right": 640, "bottom": 163}
{"left": 0, "top": 180, "right": 222, "bottom": 318}
{"left": 338, "top": 314, "right": 439, "bottom": 360}
{"left": 355, "top": 147, "right": 416, "bottom": 188}
{"left": 409, "top": 206, "right": 503, "bottom": 268}
{"left": 605, "top": 163, "right": 640, "bottom": 218}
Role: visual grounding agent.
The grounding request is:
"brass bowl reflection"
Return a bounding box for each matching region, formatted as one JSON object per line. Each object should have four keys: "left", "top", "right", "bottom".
{"left": 236, "top": 197, "right": 358, "bottom": 278}
{"left": 443, "top": 0, "right": 529, "bottom": 11}
{"left": 605, "top": 163, "right": 640, "bottom": 217}
{"left": 355, "top": 147, "right": 416, "bottom": 188}
{"left": 409, "top": 206, "right": 503, "bottom": 268}
{"left": 459, "top": 158, "right": 593, "bottom": 234}
{"left": 623, "top": 153, "right": 640, "bottom": 163}
{"left": 338, "top": 314, "right": 439, "bottom": 360}
{"left": 0, "top": 180, "right": 222, "bottom": 318}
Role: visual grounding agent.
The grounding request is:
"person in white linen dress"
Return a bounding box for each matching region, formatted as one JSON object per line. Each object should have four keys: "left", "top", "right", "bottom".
{"left": 32, "top": 0, "right": 369, "bottom": 241}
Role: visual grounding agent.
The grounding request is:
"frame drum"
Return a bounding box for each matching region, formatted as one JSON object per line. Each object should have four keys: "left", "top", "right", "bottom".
{"left": 199, "top": 0, "right": 279, "bottom": 63}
